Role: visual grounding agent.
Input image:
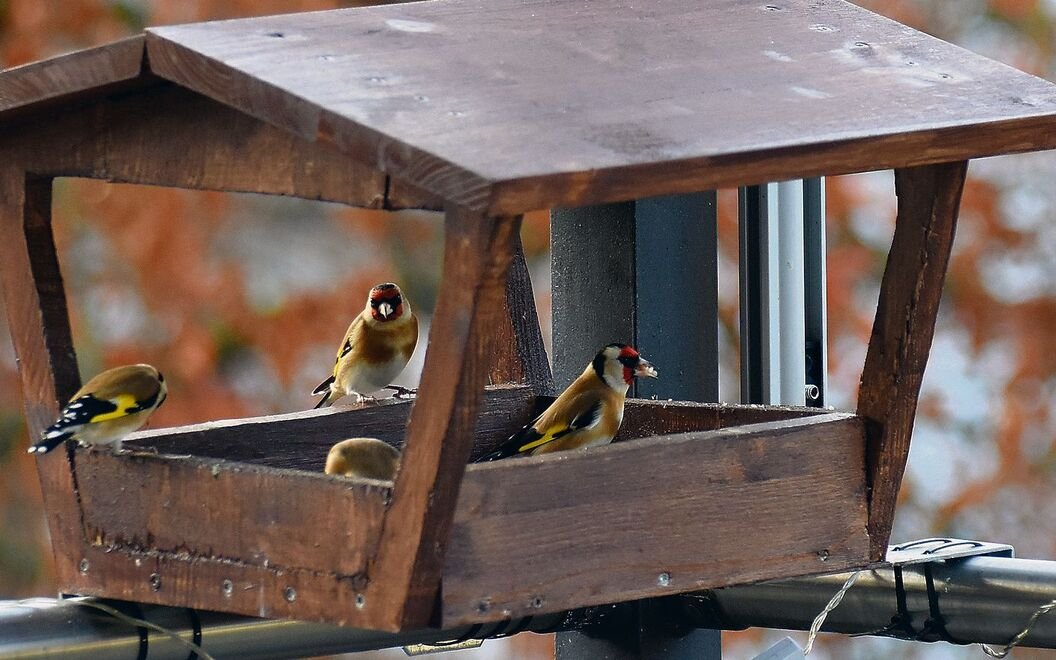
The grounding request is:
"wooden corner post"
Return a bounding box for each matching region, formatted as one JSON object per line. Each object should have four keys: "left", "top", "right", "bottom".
{"left": 857, "top": 161, "right": 968, "bottom": 558}
{"left": 365, "top": 207, "right": 523, "bottom": 630}
{"left": 0, "top": 172, "right": 84, "bottom": 579}
{"left": 490, "top": 238, "right": 554, "bottom": 394}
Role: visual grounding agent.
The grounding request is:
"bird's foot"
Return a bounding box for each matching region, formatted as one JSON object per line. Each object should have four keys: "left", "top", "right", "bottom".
{"left": 384, "top": 385, "right": 417, "bottom": 399}
{"left": 352, "top": 392, "right": 378, "bottom": 405}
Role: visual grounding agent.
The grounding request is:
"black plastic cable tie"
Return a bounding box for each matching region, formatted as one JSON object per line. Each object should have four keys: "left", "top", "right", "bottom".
{"left": 918, "top": 563, "right": 967, "bottom": 645}
{"left": 893, "top": 565, "right": 918, "bottom": 638}
{"left": 186, "top": 608, "right": 203, "bottom": 660}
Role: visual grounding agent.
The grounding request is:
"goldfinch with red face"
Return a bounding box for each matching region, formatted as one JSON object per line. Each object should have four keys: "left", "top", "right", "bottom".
{"left": 477, "top": 344, "right": 657, "bottom": 461}
{"left": 28, "top": 364, "right": 167, "bottom": 455}
{"left": 313, "top": 283, "right": 418, "bottom": 408}
{"left": 324, "top": 437, "right": 400, "bottom": 482}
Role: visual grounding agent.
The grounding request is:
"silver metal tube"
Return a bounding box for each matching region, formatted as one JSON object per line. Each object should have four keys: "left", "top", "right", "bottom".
{"left": 776, "top": 180, "right": 806, "bottom": 406}
{"left": 0, "top": 597, "right": 572, "bottom": 660}
{"left": 702, "top": 557, "right": 1056, "bottom": 649}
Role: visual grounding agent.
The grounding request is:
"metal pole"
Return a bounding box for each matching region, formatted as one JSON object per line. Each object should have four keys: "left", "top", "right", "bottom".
{"left": 0, "top": 597, "right": 582, "bottom": 660}
{"left": 7, "top": 554, "right": 1056, "bottom": 657}
{"left": 552, "top": 194, "right": 721, "bottom": 658}
{"left": 802, "top": 177, "right": 827, "bottom": 406}
{"left": 738, "top": 184, "right": 781, "bottom": 404}
{"left": 696, "top": 556, "right": 1056, "bottom": 650}
{"left": 776, "top": 180, "right": 806, "bottom": 406}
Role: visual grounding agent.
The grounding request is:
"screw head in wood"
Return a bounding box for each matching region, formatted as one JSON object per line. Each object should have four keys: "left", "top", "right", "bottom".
{"left": 79, "top": 558, "right": 89, "bottom": 574}
{"left": 149, "top": 573, "right": 162, "bottom": 591}
{"left": 529, "top": 596, "right": 544, "bottom": 609}
{"left": 657, "top": 572, "right": 671, "bottom": 587}
{"left": 222, "top": 580, "right": 234, "bottom": 597}
{"left": 284, "top": 587, "right": 297, "bottom": 603}
{"left": 818, "top": 549, "right": 831, "bottom": 561}
{"left": 355, "top": 594, "right": 366, "bottom": 609}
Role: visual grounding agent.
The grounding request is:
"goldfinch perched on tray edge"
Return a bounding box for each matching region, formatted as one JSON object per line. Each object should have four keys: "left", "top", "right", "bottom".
{"left": 313, "top": 283, "right": 419, "bottom": 408}
{"left": 324, "top": 437, "right": 401, "bottom": 482}
{"left": 476, "top": 343, "right": 657, "bottom": 461}
{"left": 28, "top": 364, "right": 167, "bottom": 455}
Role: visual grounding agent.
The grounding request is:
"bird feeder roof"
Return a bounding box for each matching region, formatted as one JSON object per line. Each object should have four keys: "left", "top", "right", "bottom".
{"left": 4, "top": 0, "right": 1056, "bottom": 213}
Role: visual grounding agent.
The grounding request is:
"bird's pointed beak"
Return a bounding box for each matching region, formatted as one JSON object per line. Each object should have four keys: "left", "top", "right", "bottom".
{"left": 378, "top": 302, "right": 394, "bottom": 319}
{"left": 635, "top": 359, "right": 658, "bottom": 379}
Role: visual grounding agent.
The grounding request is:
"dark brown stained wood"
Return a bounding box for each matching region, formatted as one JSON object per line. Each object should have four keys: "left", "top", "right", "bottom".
{"left": 0, "top": 174, "right": 85, "bottom": 586}
{"left": 489, "top": 238, "right": 554, "bottom": 394}
{"left": 76, "top": 451, "right": 387, "bottom": 577}
{"left": 616, "top": 398, "right": 826, "bottom": 442}
{"left": 0, "top": 37, "right": 147, "bottom": 122}
{"left": 144, "top": 0, "right": 1056, "bottom": 213}
{"left": 64, "top": 542, "right": 388, "bottom": 627}
{"left": 125, "top": 384, "right": 537, "bottom": 470}
{"left": 443, "top": 413, "right": 871, "bottom": 626}
{"left": 366, "top": 209, "right": 522, "bottom": 630}
{"left": 857, "top": 161, "right": 967, "bottom": 558}
{"left": 0, "top": 83, "right": 442, "bottom": 211}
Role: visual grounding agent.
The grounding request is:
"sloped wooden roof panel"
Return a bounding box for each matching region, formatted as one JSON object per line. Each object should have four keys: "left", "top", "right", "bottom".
{"left": 141, "top": 0, "right": 1056, "bottom": 213}
{"left": 0, "top": 37, "right": 148, "bottom": 121}
{"left": 4, "top": 1, "right": 1056, "bottom": 212}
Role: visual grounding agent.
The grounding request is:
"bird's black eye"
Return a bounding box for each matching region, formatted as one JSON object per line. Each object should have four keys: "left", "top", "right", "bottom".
{"left": 618, "top": 356, "right": 639, "bottom": 368}
{"left": 371, "top": 294, "right": 402, "bottom": 308}
{"left": 157, "top": 372, "right": 165, "bottom": 382}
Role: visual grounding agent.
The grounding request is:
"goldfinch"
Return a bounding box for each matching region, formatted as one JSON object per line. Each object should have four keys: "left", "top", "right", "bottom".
{"left": 312, "top": 283, "right": 419, "bottom": 408}
{"left": 324, "top": 437, "right": 400, "bottom": 482}
{"left": 477, "top": 343, "right": 657, "bottom": 461}
{"left": 28, "top": 364, "right": 167, "bottom": 455}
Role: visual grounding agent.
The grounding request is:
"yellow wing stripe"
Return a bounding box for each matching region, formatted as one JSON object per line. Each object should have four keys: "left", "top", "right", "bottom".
{"left": 88, "top": 394, "right": 140, "bottom": 423}
{"left": 517, "top": 425, "right": 568, "bottom": 453}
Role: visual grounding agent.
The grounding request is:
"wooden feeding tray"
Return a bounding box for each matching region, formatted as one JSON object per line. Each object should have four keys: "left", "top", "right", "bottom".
{"left": 4, "top": 0, "right": 1056, "bottom": 633}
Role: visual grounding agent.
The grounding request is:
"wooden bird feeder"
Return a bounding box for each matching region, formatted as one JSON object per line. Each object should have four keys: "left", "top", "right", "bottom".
{"left": 4, "top": 0, "right": 1056, "bottom": 633}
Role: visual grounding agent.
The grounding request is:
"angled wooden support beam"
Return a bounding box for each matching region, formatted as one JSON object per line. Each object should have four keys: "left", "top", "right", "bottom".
{"left": 0, "top": 173, "right": 84, "bottom": 581}
{"left": 366, "top": 208, "right": 523, "bottom": 630}
{"left": 857, "top": 161, "right": 968, "bottom": 558}
{"left": 489, "top": 237, "right": 554, "bottom": 395}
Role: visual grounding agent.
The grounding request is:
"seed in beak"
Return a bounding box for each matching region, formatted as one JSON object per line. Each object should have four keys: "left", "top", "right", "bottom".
{"left": 378, "top": 302, "right": 394, "bottom": 319}
{"left": 635, "top": 360, "right": 658, "bottom": 379}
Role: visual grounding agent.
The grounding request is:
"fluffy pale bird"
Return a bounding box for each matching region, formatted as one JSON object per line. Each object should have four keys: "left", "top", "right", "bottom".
{"left": 313, "top": 283, "right": 419, "bottom": 408}
{"left": 324, "top": 437, "right": 401, "bottom": 482}
{"left": 28, "top": 364, "right": 167, "bottom": 455}
{"left": 477, "top": 343, "right": 656, "bottom": 461}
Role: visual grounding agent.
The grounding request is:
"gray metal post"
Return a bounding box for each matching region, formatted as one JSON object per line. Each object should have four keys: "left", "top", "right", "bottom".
{"left": 739, "top": 184, "right": 781, "bottom": 404}
{"left": 740, "top": 179, "right": 826, "bottom": 406}
{"left": 803, "top": 177, "right": 827, "bottom": 406}
{"left": 551, "top": 193, "right": 721, "bottom": 659}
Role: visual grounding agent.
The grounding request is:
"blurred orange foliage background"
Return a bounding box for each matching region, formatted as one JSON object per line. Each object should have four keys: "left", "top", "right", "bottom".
{"left": 1, "top": 1, "right": 1055, "bottom": 658}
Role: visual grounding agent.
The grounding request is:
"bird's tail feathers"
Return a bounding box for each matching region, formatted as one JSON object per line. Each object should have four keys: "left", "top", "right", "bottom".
{"left": 28, "top": 431, "right": 73, "bottom": 455}
{"left": 474, "top": 425, "right": 540, "bottom": 463}
{"left": 313, "top": 376, "right": 336, "bottom": 409}
{"left": 312, "top": 375, "right": 335, "bottom": 396}
{"left": 314, "top": 390, "right": 334, "bottom": 409}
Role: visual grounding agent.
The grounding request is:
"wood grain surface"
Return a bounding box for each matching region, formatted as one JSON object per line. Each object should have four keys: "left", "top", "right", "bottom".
{"left": 139, "top": 0, "right": 1056, "bottom": 213}
{"left": 365, "top": 210, "right": 522, "bottom": 629}
{"left": 443, "top": 413, "right": 871, "bottom": 625}
{"left": 857, "top": 161, "right": 968, "bottom": 557}
{"left": 0, "top": 174, "right": 86, "bottom": 589}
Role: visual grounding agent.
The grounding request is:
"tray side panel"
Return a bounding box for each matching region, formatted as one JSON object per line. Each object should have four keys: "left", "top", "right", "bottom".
{"left": 443, "top": 413, "right": 869, "bottom": 625}
{"left": 76, "top": 452, "right": 388, "bottom": 578}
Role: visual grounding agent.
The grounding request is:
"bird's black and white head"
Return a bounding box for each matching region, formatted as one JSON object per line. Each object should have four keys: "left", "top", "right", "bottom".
{"left": 367, "top": 283, "right": 409, "bottom": 322}
{"left": 592, "top": 343, "right": 658, "bottom": 392}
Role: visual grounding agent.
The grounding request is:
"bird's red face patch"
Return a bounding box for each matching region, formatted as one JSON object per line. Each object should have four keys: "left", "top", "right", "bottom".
{"left": 369, "top": 285, "right": 404, "bottom": 322}
{"left": 618, "top": 346, "right": 641, "bottom": 384}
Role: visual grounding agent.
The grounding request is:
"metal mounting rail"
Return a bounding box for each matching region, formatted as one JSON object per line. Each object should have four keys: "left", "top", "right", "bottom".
{"left": 4, "top": 540, "right": 1056, "bottom": 658}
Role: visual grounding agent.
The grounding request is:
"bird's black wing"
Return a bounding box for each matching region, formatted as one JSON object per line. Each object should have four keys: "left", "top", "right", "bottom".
{"left": 28, "top": 394, "right": 118, "bottom": 455}
{"left": 474, "top": 399, "right": 602, "bottom": 462}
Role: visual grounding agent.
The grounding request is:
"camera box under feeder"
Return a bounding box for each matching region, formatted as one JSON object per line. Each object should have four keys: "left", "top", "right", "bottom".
{"left": 4, "top": 0, "right": 1056, "bottom": 633}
